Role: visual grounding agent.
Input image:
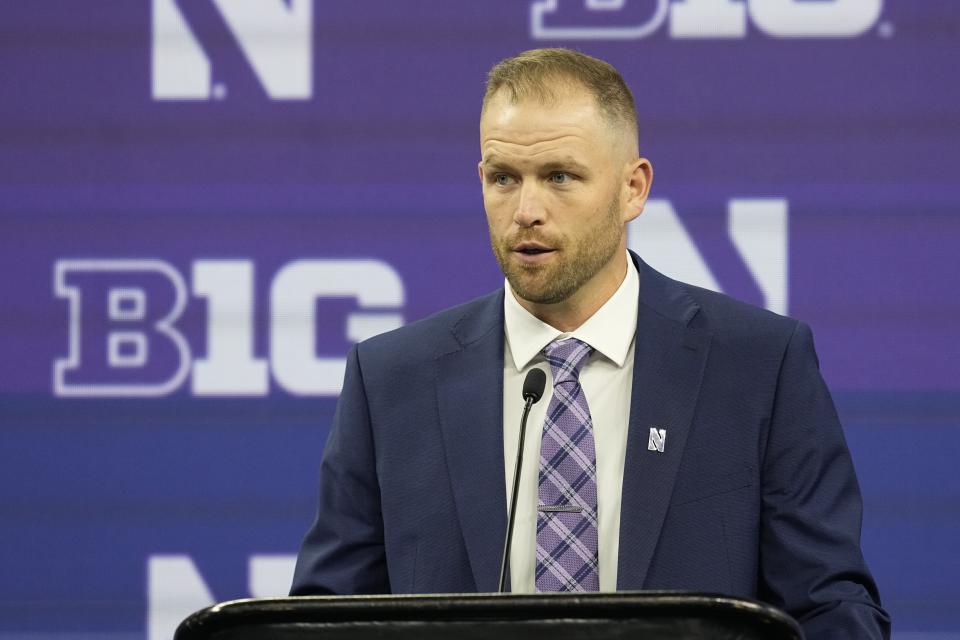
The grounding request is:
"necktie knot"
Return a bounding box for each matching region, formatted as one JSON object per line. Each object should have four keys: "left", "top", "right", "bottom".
{"left": 543, "top": 338, "right": 593, "bottom": 387}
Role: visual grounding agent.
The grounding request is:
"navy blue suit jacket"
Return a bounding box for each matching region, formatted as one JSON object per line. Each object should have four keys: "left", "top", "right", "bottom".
{"left": 292, "top": 254, "right": 890, "bottom": 639}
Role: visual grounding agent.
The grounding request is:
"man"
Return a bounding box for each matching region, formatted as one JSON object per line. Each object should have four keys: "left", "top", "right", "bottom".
{"left": 291, "top": 48, "right": 890, "bottom": 638}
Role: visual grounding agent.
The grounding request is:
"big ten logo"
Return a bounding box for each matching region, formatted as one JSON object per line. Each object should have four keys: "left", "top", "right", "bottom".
{"left": 151, "top": 0, "right": 312, "bottom": 100}
{"left": 531, "top": 0, "right": 885, "bottom": 40}
{"left": 53, "top": 259, "right": 403, "bottom": 398}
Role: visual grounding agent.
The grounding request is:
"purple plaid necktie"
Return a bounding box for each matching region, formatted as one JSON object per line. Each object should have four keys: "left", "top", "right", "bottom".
{"left": 536, "top": 337, "right": 599, "bottom": 592}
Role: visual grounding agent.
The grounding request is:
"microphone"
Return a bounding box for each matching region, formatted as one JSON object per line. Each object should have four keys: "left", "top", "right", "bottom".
{"left": 498, "top": 367, "right": 546, "bottom": 592}
{"left": 522, "top": 368, "right": 547, "bottom": 404}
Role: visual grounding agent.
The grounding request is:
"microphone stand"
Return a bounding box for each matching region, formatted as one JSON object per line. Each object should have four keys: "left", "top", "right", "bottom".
{"left": 498, "top": 393, "right": 536, "bottom": 593}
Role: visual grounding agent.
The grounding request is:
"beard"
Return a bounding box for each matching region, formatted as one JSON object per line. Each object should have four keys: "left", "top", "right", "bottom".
{"left": 489, "top": 193, "right": 624, "bottom": 305}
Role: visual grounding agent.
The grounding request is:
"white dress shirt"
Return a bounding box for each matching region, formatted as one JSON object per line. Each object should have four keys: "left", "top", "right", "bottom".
{"left": 502, "top": 253, "right": 639, "bottom": 592}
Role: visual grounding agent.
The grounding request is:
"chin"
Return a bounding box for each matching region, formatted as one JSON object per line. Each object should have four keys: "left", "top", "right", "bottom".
{"left": 510, "top": 279, "right": 571, "bottom": 306}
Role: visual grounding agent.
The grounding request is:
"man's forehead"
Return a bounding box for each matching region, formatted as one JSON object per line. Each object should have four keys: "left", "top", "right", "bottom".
{"left": 480, "top": 109, "right": 618, "bottom": 169}
{"left": 480, "top": 96, "right": 609, "bottom": 152}
{"left": 481, "top": 150, "right": 591, "bottom": 172}
{"left": 482, "top": 86, "right": 601, "bottom": 127}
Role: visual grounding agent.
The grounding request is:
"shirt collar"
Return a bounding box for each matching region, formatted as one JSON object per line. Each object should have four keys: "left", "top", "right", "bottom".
{"left": 504, "top": 251, "right": 639, "bottom": 372}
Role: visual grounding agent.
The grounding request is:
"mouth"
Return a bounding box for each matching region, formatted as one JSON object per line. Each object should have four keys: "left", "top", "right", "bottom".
{"left": 512, "top": 242, "right": 555, "bottom": 256}
{"left": 510, "top": 242, "right": 557, "bottom": 265}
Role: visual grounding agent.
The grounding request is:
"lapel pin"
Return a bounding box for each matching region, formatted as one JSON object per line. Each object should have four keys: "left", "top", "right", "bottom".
{"left": 648, "top": 427, "right": 667, "bottom": 453}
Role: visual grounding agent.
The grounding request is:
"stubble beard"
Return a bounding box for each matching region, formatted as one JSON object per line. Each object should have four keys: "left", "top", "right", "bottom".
{"left": 490, "top": 194, "right": 624, "bottom": 305}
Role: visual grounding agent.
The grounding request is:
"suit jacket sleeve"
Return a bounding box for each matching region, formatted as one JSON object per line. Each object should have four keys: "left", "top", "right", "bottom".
{"left": 759, "top": 321, "right": 890, "bottom": 639}
{"left": 290, "top": 344, "right": 390, "bottom": 595}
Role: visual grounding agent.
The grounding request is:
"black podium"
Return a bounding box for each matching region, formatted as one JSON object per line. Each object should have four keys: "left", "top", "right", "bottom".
{"left": 174, "top": 592, "right": 803, "bottom": 640}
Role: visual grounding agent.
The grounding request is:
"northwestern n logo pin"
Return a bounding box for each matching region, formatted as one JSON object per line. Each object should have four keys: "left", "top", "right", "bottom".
{"left": 647, "top": 427, "right": 667, "bottom": 453}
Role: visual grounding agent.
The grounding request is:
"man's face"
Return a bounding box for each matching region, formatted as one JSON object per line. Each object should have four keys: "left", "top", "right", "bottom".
{"left": 479, "top": 86, "right": 647, "bottom": 307}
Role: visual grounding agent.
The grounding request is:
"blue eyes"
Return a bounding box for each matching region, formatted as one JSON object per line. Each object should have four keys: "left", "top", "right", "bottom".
{"left": 492, "top": 172, "right": 573, "bottom": 186}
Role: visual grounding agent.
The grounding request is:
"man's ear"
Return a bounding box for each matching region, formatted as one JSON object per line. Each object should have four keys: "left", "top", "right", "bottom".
{"left": 622, "top": 158, "right": 653, "bottom": 223}
{"left": 477, "top": 161, "right": 485, "bottom": 183}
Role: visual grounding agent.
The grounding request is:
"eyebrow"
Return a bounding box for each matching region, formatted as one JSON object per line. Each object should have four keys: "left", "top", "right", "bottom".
{"left": 483, "top": 155, "right": 591, "bottom": 174}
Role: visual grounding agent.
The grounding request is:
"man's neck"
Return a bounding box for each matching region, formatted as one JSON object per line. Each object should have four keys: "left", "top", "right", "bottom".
{"left": 515, "top": 252, "right": 629, "bottom": 333}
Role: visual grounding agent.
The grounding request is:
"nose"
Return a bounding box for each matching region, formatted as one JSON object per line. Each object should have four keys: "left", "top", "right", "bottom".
{"left": 514, "top": 182, "right": 545, "bottom": 228}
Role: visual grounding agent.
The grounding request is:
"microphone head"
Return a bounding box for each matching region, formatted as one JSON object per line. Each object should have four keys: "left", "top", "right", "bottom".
{"left": 522, "top": 368, "right": 547, "bottom": 404}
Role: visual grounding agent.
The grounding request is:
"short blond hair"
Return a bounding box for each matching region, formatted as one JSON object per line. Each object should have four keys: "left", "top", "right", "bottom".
{"left": 482, "top": 48, "right": 638, "bottom": 140}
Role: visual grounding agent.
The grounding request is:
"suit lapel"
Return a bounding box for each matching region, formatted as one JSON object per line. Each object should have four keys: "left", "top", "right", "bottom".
{"left": 617, "top": 256, "right": 712, "bottom": 590}
{"left": 435, "top": 291, "right": 506, "bottom": 593}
